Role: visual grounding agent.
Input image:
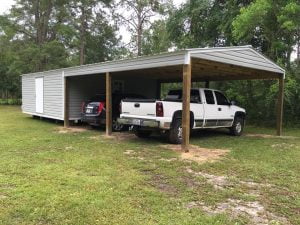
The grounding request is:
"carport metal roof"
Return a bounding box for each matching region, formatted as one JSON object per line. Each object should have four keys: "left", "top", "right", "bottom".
{"left": 22, "top": 45, "right": 285, "bottom": 80}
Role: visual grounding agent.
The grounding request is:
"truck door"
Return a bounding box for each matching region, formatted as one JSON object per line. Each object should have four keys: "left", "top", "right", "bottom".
{"left": 190, "top": 89, "right": 204, "bottom": 128}
{"left": 214, "top": 91, "right": 234, "bottom": 127}
{"left": 202, "top": 89, "right": 218, "bottom": 127}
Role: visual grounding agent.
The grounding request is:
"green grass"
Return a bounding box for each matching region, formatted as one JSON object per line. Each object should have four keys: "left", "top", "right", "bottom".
{"left": 0, "top": 106, "right": 299, "bottom": 225}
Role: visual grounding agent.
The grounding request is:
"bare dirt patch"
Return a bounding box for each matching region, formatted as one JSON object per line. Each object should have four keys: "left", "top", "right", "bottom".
{"left": 101, "top": 132, "right": 137, "bottom": 141}
{"left": 186, "top": 199, "right": 290, "bottom": 225}
{"left": 55, "top": 126, "right": 90, "bottom": 134}
{"left": 186, "top": 168, "right": 272, "bottom": 191}
{"left": 245, "top": 133, "right": 298, "bottom": 139}
{"left": 123, "top": 149, "right": 136, "bottom": 155}
{"left": 149, "top": 174, "right": 178, "bottom": 195}
{"left": 186, "top": 168, "right": 233, "bottom": 190}
{"left": 0, "top": 194, "right": 8, "bottom": 199}
{"left": 160, "top": 144, "right": 229, "bottom": 164}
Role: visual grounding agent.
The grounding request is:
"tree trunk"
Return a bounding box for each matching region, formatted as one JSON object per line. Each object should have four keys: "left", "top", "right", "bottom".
{"left": 79, "top": 6, "right": 86, "bottom": 65}
{"left": 137, "top": 8, "right": 142, "bottom": 56}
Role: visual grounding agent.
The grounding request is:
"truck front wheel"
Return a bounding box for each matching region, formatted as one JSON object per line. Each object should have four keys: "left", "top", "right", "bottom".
{"left": 168, "top": 119, "right": 183, "bottom": 144}
{"left": 230, "top": 117, "right": 244, "bottom": 136}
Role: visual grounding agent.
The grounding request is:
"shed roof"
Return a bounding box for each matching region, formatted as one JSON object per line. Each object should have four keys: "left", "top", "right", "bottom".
{"left": 21, "top": 46, "right": 285, "bottom": 80}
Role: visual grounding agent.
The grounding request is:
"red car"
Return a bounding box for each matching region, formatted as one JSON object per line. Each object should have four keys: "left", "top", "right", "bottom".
{"left": 81, "top": 93, "right": 145, "bottom": 131}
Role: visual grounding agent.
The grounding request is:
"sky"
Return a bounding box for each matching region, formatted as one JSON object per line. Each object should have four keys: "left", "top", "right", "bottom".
{"left": 0, "top": 0, "right": 297, "bottom": 60}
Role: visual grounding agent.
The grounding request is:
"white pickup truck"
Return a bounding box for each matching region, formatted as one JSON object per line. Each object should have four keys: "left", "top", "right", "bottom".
{"left": 118, "top": 88, "right": 246, "bottom": 144}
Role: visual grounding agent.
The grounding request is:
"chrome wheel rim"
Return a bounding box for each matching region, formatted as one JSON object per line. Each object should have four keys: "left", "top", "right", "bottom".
{"left": 236, "top": 122, "right": 242, "bottom": 133}
{"left": 178, "top": 126, "right": 183, "bottom": 140}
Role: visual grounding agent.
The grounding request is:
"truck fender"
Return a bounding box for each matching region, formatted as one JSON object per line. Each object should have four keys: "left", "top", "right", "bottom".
{"left": 171, "top": 110, "right": 194, "bottom": 129}
{"left": 234, "top": 111, "right": 246, "bottom": 120}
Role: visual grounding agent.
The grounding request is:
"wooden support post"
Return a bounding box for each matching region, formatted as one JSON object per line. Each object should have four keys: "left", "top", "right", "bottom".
{"left": 64, "top": 76, "right": 69, "bottom": 127}
{"left": 106, "top": 72, "right": 112, "bottom": 136}
{"left": 276, "top": 77, "right": 284, "bottom": 136}
{"left": 182, "top": 64, "right": 191, "bottom": 152}
{"left": 205, "top": 81, "right": 210, "bottom": 88}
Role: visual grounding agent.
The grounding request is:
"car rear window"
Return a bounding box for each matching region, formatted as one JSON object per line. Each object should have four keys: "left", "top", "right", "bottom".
{"left": 165, "top": 90, "right": 201, "bottom": 103}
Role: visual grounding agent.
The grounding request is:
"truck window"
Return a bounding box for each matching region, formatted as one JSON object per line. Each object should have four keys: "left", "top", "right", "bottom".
{"left": 215, "top": 91, "right": 229, "bottom": 105}
{"left": 204, "top": 90, "right": 215, "bottom": 104}
{"left": 165, "top": 90, "right": 201, "bottom": 103}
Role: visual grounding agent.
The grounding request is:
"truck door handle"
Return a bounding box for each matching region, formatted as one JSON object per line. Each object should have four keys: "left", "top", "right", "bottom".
{"left": 218, "top": 108, "right": 222, "bottom": 111}
{"left": 134, "top": 103, "right": 140, "bottom": 108}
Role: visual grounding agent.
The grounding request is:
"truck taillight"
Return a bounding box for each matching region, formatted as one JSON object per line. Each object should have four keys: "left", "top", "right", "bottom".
{"left": 98, "top": 102, "right": 105, "bottom": 113}
{"left": 81, "top": 102, "right": 85, "bottom": 113}
{"left": 156, "top": 102, "right": 164, "bottom": 117}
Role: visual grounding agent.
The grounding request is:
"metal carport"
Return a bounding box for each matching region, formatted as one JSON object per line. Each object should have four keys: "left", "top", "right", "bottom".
{"left": 62, "top": 46, "right": 285, "bottom": 151}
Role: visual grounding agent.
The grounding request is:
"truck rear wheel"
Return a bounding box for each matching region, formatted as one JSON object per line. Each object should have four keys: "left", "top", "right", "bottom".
{"left": 135, "top": 129, "right": 152, "bottom": 138}
{"left": 168, "top": 119, "right": 183, "bottom": 144}
{"left": 230, "top": 117, "right": 244, "bottom": 136}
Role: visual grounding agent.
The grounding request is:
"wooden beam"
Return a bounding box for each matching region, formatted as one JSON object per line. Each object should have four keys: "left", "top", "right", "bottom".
{"left": 192, "top": 58, "right": 281, "bottom": 80}
{"left": 276, "top": 77, "right": 284, "bottom": 136}
{"left": 106, "top": 72, "right": 112, "bottom": 136}
{"left": 182, "top": 63, "right": 191, "bottom": 152}
{"left": 64, "top": 76, "right": 69, "bottom": 127}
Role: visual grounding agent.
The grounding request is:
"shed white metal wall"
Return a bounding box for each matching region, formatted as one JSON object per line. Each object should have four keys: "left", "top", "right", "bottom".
{"left": 22, "top": 71, "right": 64, "bottom": 120}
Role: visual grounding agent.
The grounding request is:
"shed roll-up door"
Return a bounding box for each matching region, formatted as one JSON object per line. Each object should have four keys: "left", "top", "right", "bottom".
{"left": 35, "top": 77, "right": 44, "bottom": 113}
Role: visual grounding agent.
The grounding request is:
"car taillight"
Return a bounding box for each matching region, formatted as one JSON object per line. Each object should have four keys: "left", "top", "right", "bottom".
{"left": 81, "top": 102, "right": 86, "bottom": 113}
{"left": 156, "top": 102, "right": 164, "bottom": 117}
{"left": 98, "top": 102, "right": 105, "bottom": 114}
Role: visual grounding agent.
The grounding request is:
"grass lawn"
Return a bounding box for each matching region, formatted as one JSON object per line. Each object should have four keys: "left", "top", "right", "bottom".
{"left": 0, "top": 106, "right": 299, "bottom": 225}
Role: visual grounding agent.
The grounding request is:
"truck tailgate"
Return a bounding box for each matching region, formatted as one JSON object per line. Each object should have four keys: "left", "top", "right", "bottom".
{"left": 121, "top": 99, "right": 156, "bottom": 117}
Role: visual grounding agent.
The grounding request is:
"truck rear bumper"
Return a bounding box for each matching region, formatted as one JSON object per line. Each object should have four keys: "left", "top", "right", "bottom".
{"left": 118, "top": 118, "right": 160, "bottom": 128}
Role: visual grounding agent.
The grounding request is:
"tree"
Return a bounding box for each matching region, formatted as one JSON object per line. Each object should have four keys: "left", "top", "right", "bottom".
{"left": 167, "top": 0, "right": 226, "bottom": 49}
{"left": 116, "top": 0, "right": 164, "bottom": 56}
{"left": 142, "top": 19, "right": 172, "bottom": 55}
{"left": 232, "top": 0, "right": 300, "bottom": 67}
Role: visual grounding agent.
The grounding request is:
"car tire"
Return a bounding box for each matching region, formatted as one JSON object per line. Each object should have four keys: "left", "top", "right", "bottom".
{"left": 112, "top": 119, "right": 124, "bottom": 131}
{"left": 168, "top": 119, "right": 183, "bottom": 144}
{"left": 135, "top": 129, "right": 152, "bottom": 138}
{"left": 230, "top": 117, "right": 244, "bottom": 136}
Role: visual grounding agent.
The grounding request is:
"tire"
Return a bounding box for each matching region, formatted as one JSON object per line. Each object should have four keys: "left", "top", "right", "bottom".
{"left": 168, "top": 119, "right": 183, "bottom": 144}
{"left": 112, "top": 119, "right": 124, "bottom": 131}
{"left": 230, "top": 117, "right": 244, "bottom": 136}
{"left": 135, "top": 129, "right": 152, "bottom": 138}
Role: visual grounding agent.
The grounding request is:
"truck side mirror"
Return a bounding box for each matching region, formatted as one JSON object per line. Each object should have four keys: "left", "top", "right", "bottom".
{"left": 230, "top": 100, "right": 236, "bottom": 105}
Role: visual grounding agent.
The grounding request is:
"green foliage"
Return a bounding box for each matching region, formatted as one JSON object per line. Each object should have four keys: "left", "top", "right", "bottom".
{"left": 232, "top": 0, "right": 300, "bottom": 64}
{"left": 142, "top": 20, "right": 172, "bottom": 55}
{"left": 0, "top": 0, "right": 121, "bottom": 99}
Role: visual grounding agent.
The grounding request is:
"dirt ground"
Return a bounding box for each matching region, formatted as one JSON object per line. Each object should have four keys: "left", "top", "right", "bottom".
{"left": 160, "top": 144, "right": 230, "bottom": 164}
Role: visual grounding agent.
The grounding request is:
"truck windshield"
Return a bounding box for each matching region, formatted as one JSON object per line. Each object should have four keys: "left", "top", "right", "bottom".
{"left": 165, "top": 90, "right": 201, "bottom": 103}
